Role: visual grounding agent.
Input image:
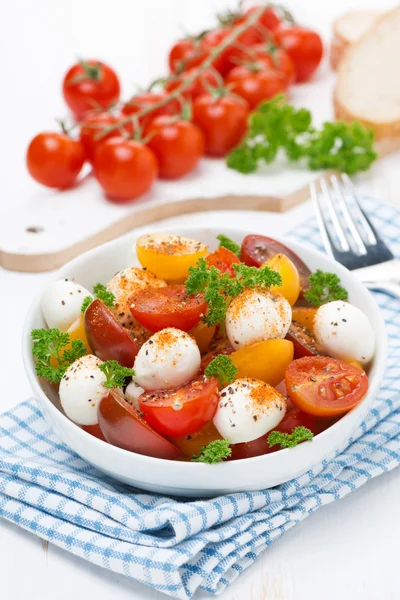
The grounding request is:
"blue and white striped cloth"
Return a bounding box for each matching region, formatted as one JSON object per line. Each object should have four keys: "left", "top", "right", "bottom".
{"left": 0, "top": 197, "right": 399, "bottom": 599}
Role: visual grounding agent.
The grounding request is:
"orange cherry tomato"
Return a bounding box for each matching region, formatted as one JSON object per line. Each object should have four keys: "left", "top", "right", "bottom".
{"left": 264, "top": 253, "right": 300, "bottom": 306}
{"left": 190, "top": 321, "right": 216, "bottom": 354}
{"left": 286, "top": 356, "right": 368, "bottom": 417}
{"left": 230, "top": 339, "right": 294, "bottom": 386}
{"left": 291, "top": 307, "right": 318, "bottom": 332}
{"left": 200, "top": 337, "right": 233, "bottom": 372}
{"left": 206, "top": 247, "right": 241, "bottom": 276}
{"left": 67, "top": 313, "right": 91, "bottom": 352}
{"left": 139, "top": 376, "right": 220, "bottom": 437}
{"left": 169, "top": 421, "right": 221, "bottom": 457}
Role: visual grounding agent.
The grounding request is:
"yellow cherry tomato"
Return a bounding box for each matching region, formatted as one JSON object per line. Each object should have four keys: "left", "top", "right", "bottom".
{"left": 169, "top": 422, "right": 221, "bottom": 458}
{"left": 190, "top": 322, "right": 216, "bottom": 354}
{"left": 136, "top": 233, "right": 207, "bottom": 282}
{"left": 264, "top": 253, "right": 300, "bottom": 306}
{"left": 50, "top": 313, "right": 91, "bottom": 367}
{"left": 231, "top": 339, "right": 294, "bottom": 387}
{"left": 347, "top": 360, "right": 364, "bottom": 371}
{"left": 291, "top": 307, "right": 318, "bottom": 332}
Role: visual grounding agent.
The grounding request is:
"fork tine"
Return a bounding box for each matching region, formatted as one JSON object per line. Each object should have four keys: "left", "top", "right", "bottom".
{"left": 341, "top": 173, "right": 377, "bottom": 245}
{"left": 310, "top": 181, "right": 335, "bottom": 258}
{"left": 320, "top": 178, "right": 351, "bottom": 252}
{"left": 330, "top": 175, "right": 368, "bottom": 256}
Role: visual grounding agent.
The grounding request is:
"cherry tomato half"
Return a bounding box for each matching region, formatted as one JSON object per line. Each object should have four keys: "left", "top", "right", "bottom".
{"left": 206, "top": 246, "right": 241, "bottom": 276}
{"left": 81, "top": 423, "right": 107, "bottom": 441}
{"left": 286, "top": 322, "right": 325, "bottom": 359}
{"left": 274, "top": 27, "right": 323, "bottom": 83}
{"left": 84, "top": 299, "right": 139, "bottom": 367}
{"left": 200, "top": 337, "right": 233, "bottom": 371}
{"left": 139, "top": 376, "right": 220, "bottom": 437}
{"left": 98, "top": 389, "right": 181, "bottom": 459}
{"left": 286, "top": 356, "right": 368, "bottom": 417}
{"left": 129, "top": 284, "right": 207, "bottom": 332}
{"left": 62, "top": 60, "right": 120, "bottom": 120}
{"left": 26, "top": 132, "right": 85, "bottom": 189}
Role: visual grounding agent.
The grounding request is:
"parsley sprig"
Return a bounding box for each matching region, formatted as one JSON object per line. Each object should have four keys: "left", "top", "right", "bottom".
{"left": 217, "top": 234, "right": 240, "bottom": 257}
{"left": 98, "top": 360, "right": 135, "bottom": 389}
{"left": 191, "top": 439, "right": 232, "bottom": 464}
{"left": 304, "top": 270, "right": 348, "bottom": 306}
{"left": 227, "top": 95, "right": 377, "bottom": 175}
{"left": 31, "top": 328, "right": 87, "bottom": 383}
{"left": 204, "top": 355, "right": 237, "bottom": 387}
{"left": 81, "top": 282, "right": 115, "bottom": 312}
{"left": 185, "top": 258, "right": 282, "bottom": 326}
{"left": 267, "top": 426, "right": 314, "bottom": 449}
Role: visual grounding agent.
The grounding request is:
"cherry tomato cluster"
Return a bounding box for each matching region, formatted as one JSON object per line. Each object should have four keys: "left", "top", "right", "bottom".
{"left": 26, "top": 4, "right": 323, "bottom": 203}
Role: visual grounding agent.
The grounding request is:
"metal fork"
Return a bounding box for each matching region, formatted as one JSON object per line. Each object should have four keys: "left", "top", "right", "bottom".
{"left": 310, "top": 173, "right": 400, "bottom": 298}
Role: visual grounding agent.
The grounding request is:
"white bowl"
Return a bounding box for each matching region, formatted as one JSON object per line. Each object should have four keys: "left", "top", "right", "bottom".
{"left": 22, "top": 226, "right": 387, "bottom": 497}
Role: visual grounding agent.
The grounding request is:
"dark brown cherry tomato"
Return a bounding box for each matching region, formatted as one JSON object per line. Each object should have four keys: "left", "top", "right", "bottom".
{"left": 81, "top": 423, "right": 107, "bottom": 441}
{"left": 98, "top": 389, "right": 181, "bottom": 459}
{"left": 274, "top": 27, "right": 323, "bottom": 82}
{"left": 286, "top": 322, "right": 325, "bottom": 359}
{"left": 286, "top": 356, "right": 368, "bottom": 417}
{"left": 138, "top": 376, "right": 220, "bottom": 437}
{"left": 206, "top": 247, "right": 241, "bottom": 276}
{"left": 84, "top": 299, "right": 139, "bottom": 367}
{"left": 169, "top": 421, "right": 221, "bottom": 457}
{"left": 240, "top": 234, "right": 311, "bottom": 293}
{"left": 62, "top": 60, "right": 120, "bottom": 120}
{"left": 200, "top": 337, "right": 233, "bottom": 371}
{"left": 121, "top": 92, "right": 181, "bottom": 129}
{"left": 129, "top": 284, "right": 207, "bottom": 333}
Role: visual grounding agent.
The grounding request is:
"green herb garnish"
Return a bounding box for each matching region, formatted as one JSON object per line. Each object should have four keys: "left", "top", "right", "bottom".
{"left": 204, "top": 355, "right": 237, "bottom": 387}
{"left": 304, "top": 270, "right": 348, "bottom": 306}
{"left": 81, "top": 282, "right": 115, "bottom": 312}
{"left": 227, "top": 95, "right": 377, "bottom": 175}
{"left": 98, "top": 360, "right": 135, "bottom": 389}
{"left": 191, "top": 439, "right": 232, "bottom": 464}
{"left": 216, "top": 234, "right": 240, "bottom": 257}
{"left": 267, "top": 426, "right": 314, "bottom": 449}
{"left": 31, "top": 328, "right": 87, "bottom": 383}
{"left": 81, "top": 296, "right": 92, "bottom": 312}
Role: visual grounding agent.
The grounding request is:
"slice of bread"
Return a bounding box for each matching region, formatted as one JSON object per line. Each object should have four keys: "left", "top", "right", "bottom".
{"left": 330, "top": 10, "right": 380, "bottom": 70}
{"left": 334, "top": 7, "right": 400, "bottom": 145}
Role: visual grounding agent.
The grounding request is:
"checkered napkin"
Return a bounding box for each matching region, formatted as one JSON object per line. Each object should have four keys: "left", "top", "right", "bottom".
{"left": 0, "top": 198, "right": 399, "bottom": 599}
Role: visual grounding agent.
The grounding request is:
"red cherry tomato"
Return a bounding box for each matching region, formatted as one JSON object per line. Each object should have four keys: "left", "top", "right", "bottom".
{"left": 243, "top": 6, "right": 281, "bottom": 33}
{"left": 206, "top": 247, "right": 241, "bottom": 276}
{"left": 129, "top": 284, "right": 207, "bottom": 332}
{"left": 274, "top": 27, "right": 323, "bottom": 82}
{"left": 84, "top": 299, "right": 139, "bottom": 367}
{"left": 62, "top": 60, "right": 120, "bottom": 120}
{"left": 200, "top": 26, "right": 259, "bottom": 76}
{"left": 138, "top": 376, "right": 219, "bottom": 437}
{"left": 121, "top": 92, "right": 181, "bottom": 129}
{"left": 144, "top": 117, "right": 204, "bottom": 179}
{"left": 252, "top": 46, "right": 296, "bottom": 85}
{"left": 168, "top": 38, "right": 208, "bottom": 73}
{"left": 225, "top": 66, "right": 287, "bottom": 110}
{"left": 286, "top": 356, "right": 368, "bottom": 417}
{"left": 240, "top": 235, "right": 311, "bottom": 293}
{"left": 81, "top": 423, "right": 107, "bottom": 441}
{"left": 286, "top": 322, "right": 325, "bottom": 359}
{"left": 26, "top": 132, "right": 85, "bottom": 189}
{"left": 192, "top": 93, "right": 249, "bottom": 157}
{"left": 93, "top": 137, "right": 158, "bottom": 202}
{"left": 79, "top": 112, "right": 128, "bottom": 163}
{"left": 229, "top": 407, "right": 316, "bottom": 460}
{"left": 98, "top": 389, "right": 181, "bottom": 459}
{"left": 164, "top": 68, "right": 220, "bottom": 101}
{"left": 200, "top": 337, "right": 233, "bottom": 372}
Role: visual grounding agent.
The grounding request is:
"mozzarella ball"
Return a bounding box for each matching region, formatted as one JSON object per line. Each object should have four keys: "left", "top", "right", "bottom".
{"left": 134, "top": 328, "right": 201, "bottom": 390}
{"left": 314, "top": 301, "right": 375, "bottom": 365}
{"left": 226, "top": 288, "right": 292, "bottom": 349}
{"left": 41, "top": 279, "right": 92, "bottom": 332}
{"left": 107, "top": 267, "right": 166, "bottom": 329}
{"left": 124, "top": 379, "right": 145, "bottom": 411}
{"left": 59, "top": 355, "right": 106, "bottom": 426}
{"left": 213, "top": 378, "right": 286, "bottom": 444}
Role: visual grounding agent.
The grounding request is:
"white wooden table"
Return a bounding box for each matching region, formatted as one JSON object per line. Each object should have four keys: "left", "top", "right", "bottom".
{"left": 1, "top": 1, "right": 400, "bottom": 599}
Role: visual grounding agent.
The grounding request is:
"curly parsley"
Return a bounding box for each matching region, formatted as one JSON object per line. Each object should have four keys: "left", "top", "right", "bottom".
{"left": 216, "top": 234, "right": 240, "bottom": 257}
{"left": 267, "top": 426, "right": 314, "bottom": 449}
{"left": 304, "top": 270, "right": 348, "bottom": 306}
{"left": 191, "top": 439, "right": 232, "bottom": 464}
{"left": 81, "top": 282, "right": 115, "bottom": 312}
{"left": 31, "top": 328, "right": 87, "bottom": 383}
{"left": 204, "top": 355, "right": 237, "bottom": 387}
{"left": 98, "top": 360, "right": 135, "bottom": 389}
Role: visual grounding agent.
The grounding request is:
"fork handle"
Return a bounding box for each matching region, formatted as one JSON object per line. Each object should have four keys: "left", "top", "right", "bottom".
{"left": 367, "top": 282, "right": 400, "bottom": 299}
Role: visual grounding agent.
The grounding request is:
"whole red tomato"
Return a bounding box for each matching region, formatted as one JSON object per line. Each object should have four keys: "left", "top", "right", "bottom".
{"left": 145, "top": 116, "right": 204, "bottom": 179}
{"left": 121, "top": 92, "right": 181, "bottom": 129}
{"left": 62, "top": 60, "right": 120, "bottom": 120}
{"left": 225, "top": 66, "right": 286, "bottom": 110}
{"left": 26, "top": 132, "right": 85, "bottom": 189}
{"left": 164, "top": 68, "right": 220, "bottom": 101}
{"left": 252, "top": 45, "right": 296, "bottom": 85}
{"left": 93, "top": 137, "right": 158, "bottom": 202}
{"left": 168, "top": 38, "right": 207, "bottom": 73}
{"left": 192, "top": 92, "right": 249, "bottom": 156}
{"left": 79, "top": 112, "right": 128, "bottom": 163}
{"left": 274, "top": 27, "right": 323, "bottom": 82}
{"left": 200, "top": 26, "right": 259, "bottom": 76}
{"left": 234, "top": 6, "right": 281, "bottom": 45}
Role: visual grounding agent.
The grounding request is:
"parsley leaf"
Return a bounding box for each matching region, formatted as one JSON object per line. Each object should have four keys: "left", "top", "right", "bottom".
{"left": 31, "top": 328, "right": 87, "bottom": 383}
{"left": 304, "top": 269, "right": 348, "bottom": 306}
{"left": 217, "top": 234, "right": 240, "bottom": 257}
{"left": 191, "top": 439, "right": 232, "bottom": 464}
{"left": 267, "top": 426, "right": 314, "bottom": 449}
{"left": 98, "top": 360, "right": 135, "bottom": 389}
{"left": 204, "top": 355, "right": 237, "bottom": 387}
{"left": 81, "top": 296, "right": 92, "bottom": 313}
{"left": 81, "top": 282, "right": 115, "bottom": 312}
{"left": 227, "top": 95, "right": 377, "bottom": 175}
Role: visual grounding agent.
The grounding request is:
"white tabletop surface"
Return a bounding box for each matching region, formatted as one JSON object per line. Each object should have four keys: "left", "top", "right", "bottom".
{"left": 1, "top": 1, "right": 400, "bottom": 599}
